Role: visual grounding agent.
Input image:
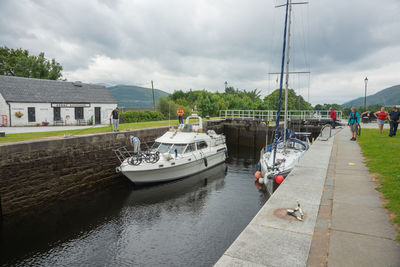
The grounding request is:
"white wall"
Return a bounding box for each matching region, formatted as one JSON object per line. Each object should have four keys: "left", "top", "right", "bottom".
{"left": 9, "top": 102, "right": 117, "bottom": 126}
{"left": 0, "top": 93, "right": 9, "bottom": 126}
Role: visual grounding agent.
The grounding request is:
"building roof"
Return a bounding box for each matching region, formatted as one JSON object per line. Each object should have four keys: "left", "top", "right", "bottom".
{"left": 0, "top": 75, "right": 117, "bottom": 103}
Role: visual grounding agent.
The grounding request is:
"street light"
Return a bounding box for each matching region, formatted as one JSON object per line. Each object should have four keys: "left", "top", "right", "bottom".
{"left": 364, "top": 77, "right": 368, "bottom": 111}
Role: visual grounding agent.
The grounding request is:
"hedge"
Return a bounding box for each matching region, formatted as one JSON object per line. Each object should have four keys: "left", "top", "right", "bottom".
{"left": 119, "top": 110, "right": 164, "bottom": 123}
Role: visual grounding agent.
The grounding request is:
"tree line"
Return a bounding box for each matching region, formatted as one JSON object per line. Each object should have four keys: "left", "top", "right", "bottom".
{"left": 157, "top": 87, "right": 313, "bottom": 118}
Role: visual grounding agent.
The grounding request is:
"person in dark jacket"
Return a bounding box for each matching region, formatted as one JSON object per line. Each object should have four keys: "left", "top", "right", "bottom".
{"left": 347, "top": 107, "right": 360, "bottom": 141}
{"left": 110, "top": 107, "right": 120, "bottom": 132}
{"left": 389, "top": 106, "right": 400, "bottom": 137}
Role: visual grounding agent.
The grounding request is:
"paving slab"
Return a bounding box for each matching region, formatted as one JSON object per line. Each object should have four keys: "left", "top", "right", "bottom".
{"left": 331, "top": 201, "right": 397, "bottom": 239}
{"left": 222, "top": 224, "right": 312, "bottom": 267}
{"left": 328, "top": 230, "right": 400, "bottom": 267}
{"left": 216, "top": 255, "right": 266, "bottom": 267}
{"left": 268, "top": 181, "right": 324, "bottom": 206}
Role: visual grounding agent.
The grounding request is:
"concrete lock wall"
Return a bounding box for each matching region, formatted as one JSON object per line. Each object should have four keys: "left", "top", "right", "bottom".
{"left": 0, "top": 126, "right": 169, "bottom": 217}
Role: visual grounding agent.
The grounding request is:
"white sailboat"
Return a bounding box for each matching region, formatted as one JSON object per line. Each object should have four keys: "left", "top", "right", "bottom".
{"left": 259, "top": 0, "right": 310, "bottom": 183}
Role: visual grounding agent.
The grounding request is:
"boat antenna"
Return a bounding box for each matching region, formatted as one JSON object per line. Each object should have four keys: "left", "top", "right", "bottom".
{"left": 272, "top": 0, "right": 290, "bottom": 167}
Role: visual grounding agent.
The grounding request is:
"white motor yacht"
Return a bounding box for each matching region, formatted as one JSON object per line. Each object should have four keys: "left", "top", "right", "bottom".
{"left": 115, "top": 113, "right": 227, "bottom": 184}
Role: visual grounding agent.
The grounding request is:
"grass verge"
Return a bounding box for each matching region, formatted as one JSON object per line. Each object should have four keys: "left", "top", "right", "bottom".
{"left": 358, "top": 128, "right": 400, "bottom": 240}
{"left": 0, "top": 118, "right": 219, "bottom": 144}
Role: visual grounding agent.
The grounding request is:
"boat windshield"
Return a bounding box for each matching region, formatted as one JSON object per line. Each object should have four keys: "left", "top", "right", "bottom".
{"left": 151, "top": 142, "right": 161, "bottom": 151}
{"left": 185, "top": 143, "right": 196, "bottom": 153}
{"left": 172, "top": 144, "right": 187, "bottom": 154}
{"left": 158, "top": 143, "right": 173, "bottom": 153}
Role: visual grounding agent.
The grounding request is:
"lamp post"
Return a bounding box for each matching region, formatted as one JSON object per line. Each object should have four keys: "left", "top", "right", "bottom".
{"left": 364, "top": 77, "right": 368, "bottom": 111}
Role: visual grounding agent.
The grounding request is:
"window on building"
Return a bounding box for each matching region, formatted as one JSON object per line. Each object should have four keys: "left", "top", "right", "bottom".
{"left": 28, "top": 107, "right": 36, "bottom": 122}
{"left": 75, "top": 107, "right": 84, "bottom": 120}
{"left": 196, "top": 141, "right": 208, "bottom": 150}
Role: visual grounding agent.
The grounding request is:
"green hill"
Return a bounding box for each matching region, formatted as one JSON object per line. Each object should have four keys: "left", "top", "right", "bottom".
{"left": 342, "top": 85, "right": 400, "bottom": 108}
{"left": 107, "top": 85, "right": 169, "bottom": 108}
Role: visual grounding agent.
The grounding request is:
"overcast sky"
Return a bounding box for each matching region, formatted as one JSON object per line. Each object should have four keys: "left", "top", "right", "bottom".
{"left": 1, "top": 0, "right": 399, "bottom": 105}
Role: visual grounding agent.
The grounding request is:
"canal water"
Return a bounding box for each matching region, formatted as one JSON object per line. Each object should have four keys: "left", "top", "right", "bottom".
{"left": 0, "top": 146, "right": 272, "bottom": 266}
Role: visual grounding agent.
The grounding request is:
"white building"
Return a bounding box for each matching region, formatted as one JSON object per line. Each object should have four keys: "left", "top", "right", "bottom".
{"left": 0, "top": 75, "right": 117, "bottom": 126}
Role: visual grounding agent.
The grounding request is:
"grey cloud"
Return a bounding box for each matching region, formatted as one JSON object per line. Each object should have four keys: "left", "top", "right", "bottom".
{"left": 0, "top": 0, "right": 399, "bottom": 104}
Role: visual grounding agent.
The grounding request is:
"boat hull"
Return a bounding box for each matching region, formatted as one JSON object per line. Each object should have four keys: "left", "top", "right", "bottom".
{"left": 260, "top": 149, "right": 306, "bottom": 179}
{"left": 121, "top": 151, "right": 226, "bottom": 184}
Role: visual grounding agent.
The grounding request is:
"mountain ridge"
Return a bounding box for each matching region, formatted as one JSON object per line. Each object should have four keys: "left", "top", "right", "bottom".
{"left": 107, "top": 84, "right": 169, "bottom": 108}
{"left": 341, "top": 84, "right": 400, "bottom": 108}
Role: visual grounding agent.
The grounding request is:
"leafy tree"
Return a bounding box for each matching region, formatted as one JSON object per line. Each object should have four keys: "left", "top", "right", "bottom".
{"left": 314, "top": 103, "right": 341, "bottom": 111}
{"left": 0, "top": 46, "right": 63, "bottom": 80}
{"left": 157, "top": 97, "right": 191, "bottom": 120}
{"left": 263, "top": 89, "right": 313, "bottom": 110}
{"left": 224, "top": 86, "right": 236, "bottom": 94}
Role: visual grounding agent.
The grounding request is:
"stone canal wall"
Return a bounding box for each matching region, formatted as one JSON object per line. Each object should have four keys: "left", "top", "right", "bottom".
{"left": 0, "top": 119, "right": 322, "bottom": 218}
{"left": 0, "top": 127, "right": 169, "bottom": 217}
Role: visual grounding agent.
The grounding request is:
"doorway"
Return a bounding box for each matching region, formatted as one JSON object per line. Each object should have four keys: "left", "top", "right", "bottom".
{"left": 95, "top": 107, "right": 101, "bottom": 124}
{"left": 53, "top": 107, "right": 61, "bottom": 121}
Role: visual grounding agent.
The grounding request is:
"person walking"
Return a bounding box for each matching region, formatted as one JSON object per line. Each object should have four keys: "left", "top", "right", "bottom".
{"left": 330, "top": 107, "right": 337, "bottom": 129}
{"left": 110, "top": 107, "right": 120, "bottom": 132}
{"left": 348, "top": 107, "right": 360, "bottom": 141}
{"left": 177, "top": 107, "right": 184, "bottom": 124}
{"left": 388, "top": 106, "right": 400, "bottom": 137}
{"left": 374, "top": 107, "right": 388, "bottom": 134}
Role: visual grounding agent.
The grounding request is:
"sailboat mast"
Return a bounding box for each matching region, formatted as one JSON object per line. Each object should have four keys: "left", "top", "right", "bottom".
{"left": 272, "top": 0, "right": 290, "bottom": 167}
{"left": 283, "top": 0, "right": 293, "bottom": 144}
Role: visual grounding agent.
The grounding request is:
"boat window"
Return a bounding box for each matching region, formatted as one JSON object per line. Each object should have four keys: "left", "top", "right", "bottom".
{"left": 197, "top": 141, "right": 208, "bottom": 150}
{"left": 151, "top": 142, "right": 161, "bottom": 151}
{"left": 158, "top": 143, "right": 173, "bottom": 153}
{"left": 172, "top": 144, "right": 187, "bottom": 154}
{"left": 185, "top": 143, "right": 196, "bottom": 153}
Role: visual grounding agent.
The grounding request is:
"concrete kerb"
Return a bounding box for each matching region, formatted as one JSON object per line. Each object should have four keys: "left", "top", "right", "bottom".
{"left": 215, "top": 133, "right": 336, "bottom": 266}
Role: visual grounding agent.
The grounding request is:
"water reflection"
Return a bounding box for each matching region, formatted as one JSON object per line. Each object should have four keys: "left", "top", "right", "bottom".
{"left": 1, "top": 146, "right": 271, "bottom": 267}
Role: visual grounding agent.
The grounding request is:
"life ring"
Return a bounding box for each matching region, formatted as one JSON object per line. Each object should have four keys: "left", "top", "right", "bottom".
{"left": 203, "top": 157, "right": 208, "bottom": 167}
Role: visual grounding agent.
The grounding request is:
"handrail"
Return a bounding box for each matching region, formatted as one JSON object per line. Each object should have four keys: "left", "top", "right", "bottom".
{"left": 219, "top": 110, "right": 342, "bottom": 121}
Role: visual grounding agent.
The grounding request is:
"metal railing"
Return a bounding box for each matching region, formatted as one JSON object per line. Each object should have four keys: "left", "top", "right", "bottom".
{"left": 219, "top": 110, "right": 342, "bottom": 121}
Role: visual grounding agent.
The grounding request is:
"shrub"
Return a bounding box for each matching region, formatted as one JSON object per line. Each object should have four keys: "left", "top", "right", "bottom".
{"left": 119, "top": 110, "right": 164, "bottom": 123}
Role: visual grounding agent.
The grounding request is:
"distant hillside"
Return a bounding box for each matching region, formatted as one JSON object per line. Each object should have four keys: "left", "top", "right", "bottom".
{"left": 342, "top": 85, "right": 400, "bottom": 108}
{"left": 107, "top": 85, "right": 169, "bottom": 108}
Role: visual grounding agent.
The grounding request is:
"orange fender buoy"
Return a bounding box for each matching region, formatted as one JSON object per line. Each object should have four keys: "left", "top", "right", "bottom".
{"left": 254, "top": 171, "right": 262, "bottom": 179}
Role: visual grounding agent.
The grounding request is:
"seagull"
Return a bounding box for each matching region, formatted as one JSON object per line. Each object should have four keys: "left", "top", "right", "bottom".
{"left": 287, "top": 201, "right": 304, "bottom": 221}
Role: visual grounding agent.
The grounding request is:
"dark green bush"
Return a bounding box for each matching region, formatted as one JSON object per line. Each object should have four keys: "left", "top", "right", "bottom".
{"left": 120, "top": 110, "right": 164, "bottom": 123}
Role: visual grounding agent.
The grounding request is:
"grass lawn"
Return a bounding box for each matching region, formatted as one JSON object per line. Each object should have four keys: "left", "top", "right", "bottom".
{"left": 0, "top": 118, "right": 220, "bottom": 144}
{"left": 358, "top": 128, "right": 400, "bottom": 240}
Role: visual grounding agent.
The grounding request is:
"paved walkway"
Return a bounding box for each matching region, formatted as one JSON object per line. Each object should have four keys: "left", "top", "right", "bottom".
{"left": 308, "top": 128, "right": 400, "bottom": 266}
{"left": 216, "top": 127, "right": 335, "bottom": 266}
{"left": 0, "top": 125, "right": 105, "bottom": 134}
